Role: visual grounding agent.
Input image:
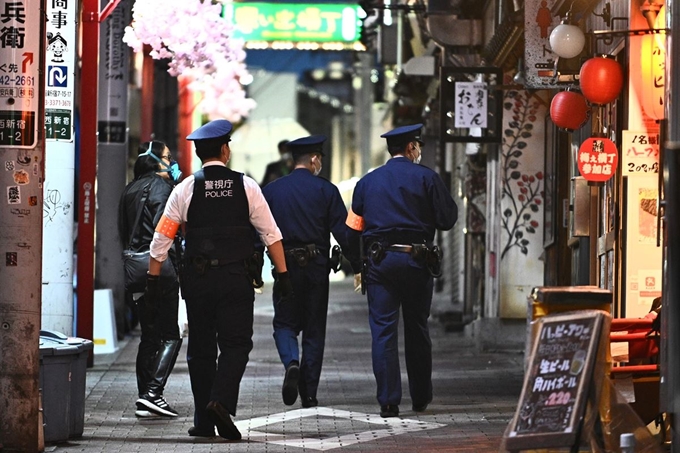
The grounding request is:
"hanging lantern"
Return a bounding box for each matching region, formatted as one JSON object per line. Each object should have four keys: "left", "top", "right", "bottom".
{"left": 579, "top": 55, "right": 624, "bottom": 105}
{"left": 549, "top": 16, "right": 585, "bottom": 59}
{"left": 550, "top": 91, "right": 589, "bottom": 131}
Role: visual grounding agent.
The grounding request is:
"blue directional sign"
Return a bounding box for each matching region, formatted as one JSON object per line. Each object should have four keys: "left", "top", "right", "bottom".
{"left": 47, "top": 66, "right": 68, "bottom": 87}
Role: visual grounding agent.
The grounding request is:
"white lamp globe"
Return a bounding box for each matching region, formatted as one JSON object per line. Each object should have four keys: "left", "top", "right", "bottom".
{"left": 550, "top": 23, "right": 586, "bottom": 59}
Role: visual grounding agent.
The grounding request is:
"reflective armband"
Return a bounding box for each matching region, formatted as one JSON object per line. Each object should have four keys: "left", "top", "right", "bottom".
{"left": 155, "top": 214, "right": 180, "bottom": 239}
{"left": 346, "top": 207, "right": 365, "bottom": 231}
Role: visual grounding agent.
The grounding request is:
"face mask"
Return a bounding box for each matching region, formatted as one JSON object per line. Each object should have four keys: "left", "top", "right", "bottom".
{"left": 412, "top": 145, "right": 422, "bottom": 165}
{"left": 281, "top": 152, "right": 292, "bottom": 161}
{"left": 142, "top": 146, "right": 183, "bottom": 182}
{"left": 312, "top": 157, "right": 322, "bottom": 176}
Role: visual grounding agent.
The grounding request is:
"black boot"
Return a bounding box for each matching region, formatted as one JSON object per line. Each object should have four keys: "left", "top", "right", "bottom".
{"left": 146, "top": 338, "right": 183, "bottom": 396}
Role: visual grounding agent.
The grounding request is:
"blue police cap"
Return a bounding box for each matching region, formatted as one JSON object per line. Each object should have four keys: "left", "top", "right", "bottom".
{"left": 287, "top": 134, "right": 326, "bottom": 157}
{"left": 380, "top": 123, "right": 424, "bottom": 147}
{"left": 186, "top": 119, "right": 233, "bottom": 141}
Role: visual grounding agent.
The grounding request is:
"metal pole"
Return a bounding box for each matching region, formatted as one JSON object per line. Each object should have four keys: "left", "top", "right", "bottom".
{"left": 0, "top": 0, "right": 46, "bottom": 449}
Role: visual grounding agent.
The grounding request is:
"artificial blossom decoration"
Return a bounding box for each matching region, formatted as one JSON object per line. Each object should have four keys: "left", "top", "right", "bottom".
{"left": 122, "top": 0, "right": 256, "bottom": 121}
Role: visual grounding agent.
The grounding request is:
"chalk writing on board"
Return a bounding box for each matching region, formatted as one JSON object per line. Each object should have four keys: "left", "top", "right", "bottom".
{"left": 505, "top": 311, "right": 605, "bottom": 451}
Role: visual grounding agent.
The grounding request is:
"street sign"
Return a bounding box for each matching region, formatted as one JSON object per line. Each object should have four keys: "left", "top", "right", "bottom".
{"left": 0, "top": 0, "right": 41, "bottom": 148}
{"left": 45, "top": 0, "right": 76, "bottom": 142}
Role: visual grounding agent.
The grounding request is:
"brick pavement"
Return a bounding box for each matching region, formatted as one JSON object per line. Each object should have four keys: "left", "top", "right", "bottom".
{"left": 47, "top": 279, "right": 524, "bottom": 453}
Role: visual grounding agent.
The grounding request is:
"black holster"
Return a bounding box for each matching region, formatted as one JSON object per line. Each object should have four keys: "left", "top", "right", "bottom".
{"left": 245, "top": 251, "right": 264, "bottom": 288}
{"left": 285, "top": 244, "right": 319, "bottom": 267}
{"left": 329, "top": 245, "right": 343, "bottom": 273}
{"left": 425, "top": 246, "right": 443, "bottom": 277}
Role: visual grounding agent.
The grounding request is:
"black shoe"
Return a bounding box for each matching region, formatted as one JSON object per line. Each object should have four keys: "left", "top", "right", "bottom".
{"left": 206, "top": 401, "right": 241, "bottom": 440}
{"left": 380, "top": 405, "right": 400, "bottom": 418}
{"left": 412, "top": 400, "right": 431, "bottom": 412}
{"left": 136, "top": 392, "right": 178, "bottom": 417}
{"left": 188, "top": 426, "right": 215, "bottom": 437}
{"left": 301, "top": 396, "right": 318, "bottom": 408}
{"left": 282, "top": 362, "right": 300, "bottom": 406}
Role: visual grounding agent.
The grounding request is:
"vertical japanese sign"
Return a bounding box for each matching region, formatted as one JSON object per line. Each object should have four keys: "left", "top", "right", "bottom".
{"left": 454, "top": 82, "right": 488, "bottom": 128}
{"left": 0, "top": 0, "right": 39, "bottom": 148}
{"left": 622, "top": 131, "right": 663, "bottom": 317}
{"left": 97, "top": 2, "right": 128, "bottom": 144}
{"left": 45, "top": 0, "right": 75, "bottom": 141}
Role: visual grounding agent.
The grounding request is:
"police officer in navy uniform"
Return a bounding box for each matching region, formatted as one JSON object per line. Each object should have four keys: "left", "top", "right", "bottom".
{"left": 346, "top": 124, "right": 458, "bottom": 418}
{"left": 146, "top": 119, "right": 291, "bottom": 440}
{"left": 262, "top": 135, "right": 361, "bottom": 408}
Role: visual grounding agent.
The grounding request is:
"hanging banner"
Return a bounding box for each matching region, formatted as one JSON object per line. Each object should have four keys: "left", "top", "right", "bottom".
{"left": 0, "top": 0, "right": 40, "bottom": 148}
{"left": 577, "top": 137, "right": 618, "bottom": 183}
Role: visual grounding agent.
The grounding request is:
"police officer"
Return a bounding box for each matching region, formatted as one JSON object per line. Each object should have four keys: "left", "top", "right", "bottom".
{"left": 262, "top": 135, "right": 361, "bottom": 408}
{"left": 146, "top": 119, "right": 291, "bottom": 440}
{"left": 346, "top": 124, "right": 458, "bottom": 418}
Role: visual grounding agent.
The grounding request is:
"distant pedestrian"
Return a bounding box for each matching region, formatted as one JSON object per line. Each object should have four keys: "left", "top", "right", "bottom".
{"left": 262, "top": 135, "right": 361, "bottom": 408}
{"left": 118, "top": 140, "right": 183, "bottom": 418}
{"left": 347, "top": 124, "right": 458, "bottom": 418}
{"left": 146, "top": 119, "right": 292, "bottom": 440}
{"left": 260, "top": 139, "right": 293, "bottom": 187}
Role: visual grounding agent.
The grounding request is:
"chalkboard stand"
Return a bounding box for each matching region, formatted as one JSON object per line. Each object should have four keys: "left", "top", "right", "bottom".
{"left": 503, "top": 310, "right": 611, "bottom": 452}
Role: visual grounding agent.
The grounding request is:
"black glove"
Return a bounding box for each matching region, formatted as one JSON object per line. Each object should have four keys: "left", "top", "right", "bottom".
{"left": 273, "top": 271, "right": 294, "bottom": 299}
{"left": 143, "top": 274, "right": 161, "bottom": 321}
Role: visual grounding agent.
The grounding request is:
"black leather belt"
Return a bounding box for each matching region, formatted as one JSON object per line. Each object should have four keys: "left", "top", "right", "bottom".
{"left": 385, "top": 244, "right": 413, "bottom": 253}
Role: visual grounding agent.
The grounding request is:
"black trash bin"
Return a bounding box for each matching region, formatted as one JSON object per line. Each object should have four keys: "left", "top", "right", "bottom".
{"left": 39, "top": 330, "right": 93, "bottom": 442}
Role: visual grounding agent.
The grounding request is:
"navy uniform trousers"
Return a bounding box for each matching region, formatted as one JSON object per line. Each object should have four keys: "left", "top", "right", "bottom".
{"left": 182, "top": 263, "right": 254, "bottom": 431}
{"left": 365, "top": 250, "right": 433, "bottom": 408}
{"left": 273, "top": 257, "right": 329, "bottom": 400}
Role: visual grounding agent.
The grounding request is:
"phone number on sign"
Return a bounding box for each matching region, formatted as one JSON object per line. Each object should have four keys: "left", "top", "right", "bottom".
{"left": 0, "top": 75, "right": 36, "bottom": 86}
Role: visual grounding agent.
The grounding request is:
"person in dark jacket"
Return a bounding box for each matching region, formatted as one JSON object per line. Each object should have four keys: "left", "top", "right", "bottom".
{"left": 260, "top": 139, "right": 293, "bottom": 187}
{"left": 118, "top": 140, "right": 183, "bottom": 418}
{"left": 146, "top": 119, "right": 291, "bottom": 440}
{"left": 346, "top": 124, "right": 458, "bottom": 418}
{"left": 262, "top": 135, "right": 361, "bottom": 408}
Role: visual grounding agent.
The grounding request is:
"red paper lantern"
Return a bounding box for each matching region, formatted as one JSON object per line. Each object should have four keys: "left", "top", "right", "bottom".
{"left": 550, "top": 91, "right": 589, "bottom": 131}
{"left": 579, "top": 55, "right": 624, "bottom": 105}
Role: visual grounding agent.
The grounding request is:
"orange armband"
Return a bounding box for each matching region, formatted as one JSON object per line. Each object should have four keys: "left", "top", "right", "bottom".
{"left": 155, "top": 214, "right": 180, "bottom": 239}
{"left": 346, "top": 207, "right": 365, "bottom": 231}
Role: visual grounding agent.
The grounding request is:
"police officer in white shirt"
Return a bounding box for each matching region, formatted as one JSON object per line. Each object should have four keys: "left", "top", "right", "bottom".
{"left": 146, "top": 119, "right": 291, "bottom": 440}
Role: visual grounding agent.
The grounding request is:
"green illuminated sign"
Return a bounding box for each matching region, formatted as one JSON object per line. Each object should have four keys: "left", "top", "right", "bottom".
{"left": 226, "top": 3, "right": 361, "bottom": 43}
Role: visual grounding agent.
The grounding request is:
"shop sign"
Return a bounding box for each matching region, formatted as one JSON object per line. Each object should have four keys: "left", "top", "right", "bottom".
{"left": 621, "top": 130, "right": 660, "bottom": 176}
{"left": 226, "top": 3, "right": 360, "bottom": 43}
{"left": 577, "top": 137, "right": 618, "bottom": 183}
{"left": 454, "top": 82, "right": 488, "bottom": 128}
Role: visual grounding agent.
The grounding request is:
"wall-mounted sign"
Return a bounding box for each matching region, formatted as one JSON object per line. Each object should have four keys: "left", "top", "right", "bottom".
{"left": 577, "top": 137, "right": 618, "bottom": 183}
{"left": 225, "top": 3, "right": 360, "bottom": 44}
{"left": 621, "top": 131, "right": 660, "bottom": 175}
{"left": 0, "top": 0, "right": 40, "bottom": 148}
{"left": 45, "top": 0, "right": 77, "bottom": 142}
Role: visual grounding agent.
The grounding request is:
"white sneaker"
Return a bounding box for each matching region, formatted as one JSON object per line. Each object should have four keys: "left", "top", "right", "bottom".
{"left": 135, "top": 409, "right": 158, "bottom": 418}
{"left": 136, "top": 392, "right": 179, "bottom": 417}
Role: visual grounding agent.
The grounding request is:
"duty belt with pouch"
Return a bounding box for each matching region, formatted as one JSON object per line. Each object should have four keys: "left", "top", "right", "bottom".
{"left": 372, "top": 242, "right": 443, "bottom": 277}
{"left": 285, "top": 244, "right": 319, "bottom": 267}
{"left": 185, "top": 255, "right": 232, "bottom": 275}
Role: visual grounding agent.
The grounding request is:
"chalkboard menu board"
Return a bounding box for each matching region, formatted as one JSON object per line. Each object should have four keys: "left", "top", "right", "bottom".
{"left": 505, "top": 310, "right": 606, "bottom": 451}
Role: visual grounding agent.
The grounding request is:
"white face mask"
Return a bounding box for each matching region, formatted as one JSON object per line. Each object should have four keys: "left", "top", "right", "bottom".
{"left": 412, "top": 144, "right": 422, "bottom": 165}
{"left": 313, "top": 157, "right": 322, "bottom": 176}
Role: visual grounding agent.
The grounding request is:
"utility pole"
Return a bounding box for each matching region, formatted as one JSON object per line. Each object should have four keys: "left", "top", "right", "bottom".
{"left": 0, "top": 0, "right": 46, "bottom": 450}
